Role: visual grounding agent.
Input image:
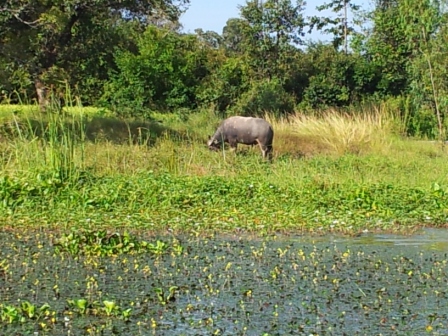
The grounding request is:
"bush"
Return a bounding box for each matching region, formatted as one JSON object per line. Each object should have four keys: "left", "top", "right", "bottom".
{"left": 231, "top": 78, "right": 296, "bottom": 117}
{"left": 100, "top": 26, "right": 209, "bottom": 117}
{"left": 196, "top": 57, "right": 249, "bottom": 113}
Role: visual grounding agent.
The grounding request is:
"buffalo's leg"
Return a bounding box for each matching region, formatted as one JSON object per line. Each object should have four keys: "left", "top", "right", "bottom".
{"left": 228, "top": 141, "right": 238, "bottom": 154}
{"left": 257, "top": 140, "right": 273, "bottom": 161}
{"left": 266, "top": 145, "right": 273, "bottom": 161}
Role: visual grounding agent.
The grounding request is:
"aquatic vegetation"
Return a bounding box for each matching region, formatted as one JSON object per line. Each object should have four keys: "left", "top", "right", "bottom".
{"left": 0, "top": 231, "right": 447, "bottom": 335}
{"left": 1, "top": 171, "right": 448, "bottom": 235}
{"left": 53, "top": 229, "right": 182, "bottom": 257}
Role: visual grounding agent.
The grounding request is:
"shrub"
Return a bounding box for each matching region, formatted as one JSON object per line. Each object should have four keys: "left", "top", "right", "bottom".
{"left": 231, "top": 78, "right": 295, "bottom": 117}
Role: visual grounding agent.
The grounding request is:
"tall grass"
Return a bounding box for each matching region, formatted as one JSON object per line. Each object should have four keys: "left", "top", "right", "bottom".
{"left": 0, "top": 93, "right": 87, "bottom": 181}
{"left": 0, "top": 100, "right": 446, "bottom": 182}
{"left": 265, "top": 105, "right": 396, "bottom": 156}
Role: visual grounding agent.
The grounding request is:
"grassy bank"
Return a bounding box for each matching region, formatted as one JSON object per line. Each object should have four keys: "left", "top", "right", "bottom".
{"left": 0, "top": 104, "right": 447, "bottom": 235}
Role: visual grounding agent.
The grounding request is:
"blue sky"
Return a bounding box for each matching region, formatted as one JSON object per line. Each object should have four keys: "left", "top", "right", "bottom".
{"left": 179, "top": 0, "right": 372, "bottom": 42}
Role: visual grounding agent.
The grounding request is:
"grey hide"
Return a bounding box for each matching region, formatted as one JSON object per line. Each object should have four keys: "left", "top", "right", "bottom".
{"left": 207, "top": 116, "right": 274, "bottom": 160}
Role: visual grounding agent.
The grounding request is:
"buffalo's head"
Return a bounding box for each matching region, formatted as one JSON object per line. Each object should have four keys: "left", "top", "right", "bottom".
{"left": 207, "top": 137, "right": 220, "bottom": 151}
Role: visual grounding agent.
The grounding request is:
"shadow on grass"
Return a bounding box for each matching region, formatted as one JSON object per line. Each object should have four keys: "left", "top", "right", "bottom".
{"left": 273, "top": 132, "right": 332, "bottom": 159}
{"left": 84, "top": 117, "right": 193, "bottom": 145}
{"left": 0, "top": 116, "right": 201, "bottom": 146}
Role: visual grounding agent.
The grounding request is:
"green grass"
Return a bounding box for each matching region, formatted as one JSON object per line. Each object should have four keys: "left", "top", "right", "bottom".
{"left": 0, "top": 103, "right": 113, "bottom": 119}
{"left": 0, "top": 103, "right": 447, "bottom": 235}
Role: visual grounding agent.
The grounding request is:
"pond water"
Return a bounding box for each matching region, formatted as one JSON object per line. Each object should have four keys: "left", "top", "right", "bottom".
{"left": 294, "top": 228, "right": 448, "bottom": 251}
{"left": 0, "top": 228, "right": 447, "bottom": 335}
{"left": 356, "top": 228, "right": 448, "bottom": 251}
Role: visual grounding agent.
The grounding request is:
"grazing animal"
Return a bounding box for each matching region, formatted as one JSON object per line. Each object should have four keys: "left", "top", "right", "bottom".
{"left": 207, "top": 116, "right": 274, "bottom": 160}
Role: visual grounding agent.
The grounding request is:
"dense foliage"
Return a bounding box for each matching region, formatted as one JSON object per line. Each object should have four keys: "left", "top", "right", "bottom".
{"left": 1, "top": 0, "right": 448, "bottom": 137}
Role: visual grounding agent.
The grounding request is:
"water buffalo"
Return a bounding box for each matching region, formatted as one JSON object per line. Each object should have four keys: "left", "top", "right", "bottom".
{"left": 207, "top": 116, "right": 274, "bottom": 160}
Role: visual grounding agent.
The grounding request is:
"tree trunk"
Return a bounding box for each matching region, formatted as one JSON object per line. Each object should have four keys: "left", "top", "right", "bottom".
{"left": 344, "top": 0, "right": 348, "bottom": 54}
{"left": 35, "top": 78, "right": 49, "bottom": 112}
{"left": 32, "top": 6, "right": 86, "bottom": 112}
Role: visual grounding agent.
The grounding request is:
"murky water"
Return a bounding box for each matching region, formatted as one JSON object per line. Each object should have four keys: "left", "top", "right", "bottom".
{"left": 321, "top": 228, "right": 448, "bottom": 251}
{"left": 1, "top": 228, "right": 448, "bottom": 335}
{"left": 280, "top": 228, "right": 448, "bottom": 251}
{"left": 358, "top": 228, "right": 448, "bottom": 251}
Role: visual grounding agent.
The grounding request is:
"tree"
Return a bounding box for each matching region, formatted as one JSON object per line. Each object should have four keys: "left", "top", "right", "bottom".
{"left": 360, "top": 0, "right": 447, "bottom": 137}
{"left": 238, "top": 0, "right": 307, "bottom": 79}
{"left": 194, "top": 29, "right": 223, "bottom": 49}
{"left": 221, "top": 18, "right": 250, "bottom": 55}
{"left": 398, "top": 0, "right": 447, "bottom": 138}
{"left": 308, "top": 0, "right": 361, "bottom": 53}
{"left": 362, "top": 0, "right": 412, "bottom": 96}
{"left": 0, "top": 0, "right": 189, "bottom": 108}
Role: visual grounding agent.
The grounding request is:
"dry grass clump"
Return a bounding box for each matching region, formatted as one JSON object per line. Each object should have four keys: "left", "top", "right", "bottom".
{"left": 265, "top": 107, "right": 395, "bottom": 157}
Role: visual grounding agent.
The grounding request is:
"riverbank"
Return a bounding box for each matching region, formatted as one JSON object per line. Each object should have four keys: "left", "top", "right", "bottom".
{"left": 0, "top": 105, "right": 447, "bottom": 235}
